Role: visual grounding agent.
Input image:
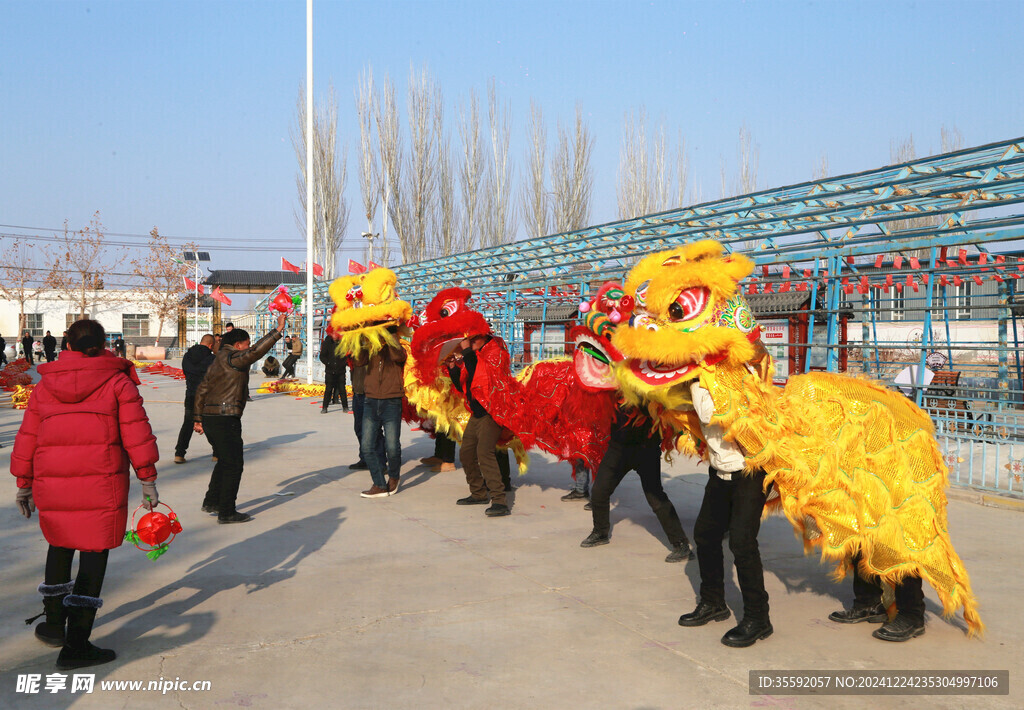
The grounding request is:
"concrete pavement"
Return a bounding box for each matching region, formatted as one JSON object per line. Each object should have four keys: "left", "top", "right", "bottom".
{"left": 0, "top": 364, "right": 1022, "bottom": 709}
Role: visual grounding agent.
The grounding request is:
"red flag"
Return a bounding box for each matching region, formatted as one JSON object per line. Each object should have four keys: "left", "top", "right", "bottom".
{"left": 958, "top": 249, "right": 967, "bottom": 265}
{"left": 994, "top": 274, "right": 1005, "bottom": 283}
{"left": 973, "top": 275, "right": 984, "bottom": 286}
{"left": 761, "top": 265, "right": 769, "bottom": 277}
{"left": 368, "top": 261, "right": 383, "bottom": 271}
{"left": 843, "top": 284, "right": 854, "bottom": 295}
{"left": 348, "top": 260, "right": 367, "bottom": 274}
{"left": 313, "top": 263, "right": 324, "bottom": 278}
{"left": 885, "top": 274, "right": 893, "bottom": 288}
{"left": 796, "top": 282, "right": 808, "bottom": 292}
{"left": 939, "top": 275, "right": 948, "bottom": 287}
{"left": 953, "top": 276, "right": 963, "bottom": 287}
{"left": 846, "top": 256, "right": 855, "bottom": 265}
{"left": 281, "top": 258, "right": 301, "bottom": 274}
{"left": 945, "top": 259, "right": 957, "bottom": 268}
{"left": 210, "top": 286, "right": 232, "bottom": 306}
{"left": 874, "top": 255, "right": 884, "bottom": 269}
{"left": 183, "top": 277, "right": 205, "bottom": 295}
{"left": 978, "top": 253, "right": 988, "bottom": 266}
{"left": 779, "top": 281, "right": 791, "bottom": 293}
{"left": 894, "top": 255, "right": 903, "bottom": 270}
{"left": 747, "top": 283, "right": 758, "bottom": 295}
{"left": 907, "top": 275, "right": 918, "bottom": 292}
{"left": 860, "top": 275, "right": 869, "bottom": 290}
{"left": 803, "top": 269, "right": 812, "bottom": 278}
{"left": 782, "top": 265, "right": 791, "bottom": 279}
{"left": 909, "top": 256, "right": 920, "bottom": 270}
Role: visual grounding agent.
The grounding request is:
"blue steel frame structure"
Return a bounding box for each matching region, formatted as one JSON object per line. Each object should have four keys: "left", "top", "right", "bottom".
{"left": 260, "top": 137, "right": 1024, "bottom": 496}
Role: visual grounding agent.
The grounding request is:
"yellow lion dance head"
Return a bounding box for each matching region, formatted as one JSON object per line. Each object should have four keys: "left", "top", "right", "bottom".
{"left": 328, "top": 268, "right": 412, "bottom": 357}
{"left": 611, "top": 240, "right": 770, "bottom": 407}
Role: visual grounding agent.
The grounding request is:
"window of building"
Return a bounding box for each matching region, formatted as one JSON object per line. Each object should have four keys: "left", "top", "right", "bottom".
{"left": 25, "top": 314, "right": 44, "bottom": 337}
{"left": 122, "top": 314, "right": 150, "bottom": 338}
{"left": 949, "top": 281, "right": 972, "bottom": 320}
{"left": 888, "top": 288, "right": 905, "bottom": 321}
{"left": 66, "top": 313, "right": 90, "bottom": 329}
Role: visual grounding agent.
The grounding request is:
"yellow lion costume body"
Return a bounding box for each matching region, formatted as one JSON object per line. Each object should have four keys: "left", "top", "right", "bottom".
{"left": 611, "top": 240, "right": 982, "bottom": 636}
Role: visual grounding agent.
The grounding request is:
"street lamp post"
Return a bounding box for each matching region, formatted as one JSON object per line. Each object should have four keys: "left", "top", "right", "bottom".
{"left": 362, "top": 231, "right": 379, "bottom": 265}
{"left": 182, "top": 250, "right": 210, "bottom": 348}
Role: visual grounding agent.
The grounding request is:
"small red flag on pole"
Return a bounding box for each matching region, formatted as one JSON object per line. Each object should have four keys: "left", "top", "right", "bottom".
{"left": 368, "top": 261, "right": 383, "bottom": 271}
{"left": 312, "top": 263, "right": 324, "bottom": 278}
{"left": 183, "top": 277, "right": 205, "bottom": 295}
{"left": 281, "top": 258, "right": 301, "bottom": 274}
{"left": 348, "top": 260, "right": 367, "bottom": 274}
{"left": 210, "top": 287, "right": 232, "bottom": 306}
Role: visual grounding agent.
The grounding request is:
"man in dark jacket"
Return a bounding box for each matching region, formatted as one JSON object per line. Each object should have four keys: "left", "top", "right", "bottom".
{"left": 319, "top": 333, "right": 348, "bottom": 413}
{"left": 22, "top": 331, "right": 34, "bottom": 366}
{"left": 282, "top": 334, "right": 302, "bottom": 378}
{"left": 0, "top": 334, "right": 7, "bottom": 367}
{"left": 42, "top": 331, "right": 58, "bottom": 362}
{"left": 112, "top": 336, "right": 126, "bottom": 358}
{"left": 174, "top": 334, "right": 216, "bottom": 464}
{"left": 193, "top": 314, "right": 285, "bottom": 523}
{"left": 353, "top": 332, "right": 406, "bottom": 498}
{"left": 60, "top": 331, "right": 69, "bottom": 352}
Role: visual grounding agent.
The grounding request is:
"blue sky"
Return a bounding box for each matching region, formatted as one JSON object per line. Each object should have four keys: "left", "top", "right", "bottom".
{"left": 1, "top": 0, "right": 1022, "bottom": 291}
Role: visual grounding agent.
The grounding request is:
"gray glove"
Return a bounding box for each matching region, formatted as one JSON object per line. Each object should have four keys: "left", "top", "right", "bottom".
{"left": 16, "top": 487, "right": 35, "bottom": 519}
{"left": 141, "top": 481, "right": 159, "bottom": 510}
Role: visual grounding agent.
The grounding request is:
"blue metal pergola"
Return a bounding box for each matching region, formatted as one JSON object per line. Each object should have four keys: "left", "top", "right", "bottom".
{"left": 260, "top": 137, "right": 1024, "bottom": 496}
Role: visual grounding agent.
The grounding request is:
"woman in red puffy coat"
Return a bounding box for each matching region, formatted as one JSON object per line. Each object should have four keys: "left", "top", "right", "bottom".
{"left": 11, "top": 319, "right": 159, "bottom": 671}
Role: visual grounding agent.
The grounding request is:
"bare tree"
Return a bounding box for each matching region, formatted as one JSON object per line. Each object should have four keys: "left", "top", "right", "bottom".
{"left": 736, "top": 124, "right": 759, "bottom": 196}
{"left": 47, "top": 212, "right": 126, "bottom": 319}
{"left": 293, "top": 84, "right": 349, "bottom": 278}
{"left": 356, "top": 67, "right": 381, "bottom": 265}
{"left": 130, "top": 228, "right": 195, "bottom": 345}
{"left": 551, "top": 103, "right": 594, "bottom": 233}
{"left": 675, "top": 132, "right": 689, "bottom": 208}
{"left": 0, "top": 238, "right": 49, "bottom": 333}
{"left": 433, "top": 86, "right": 459, "bottom": 257}
{"left": 458, "top": 90, "right": 484, "bottom": 253}
{"left": 617, "top": 108, "right": 649, "bottom": 219}
{"left": 404, "top": 66, "right": 436, "bottom": 263}
{"left": 482, "top": 80, "right": 516, "bottom": 247}
{"left": 520, "top": 100, "right": 549, "bottom": 239}
{"left": 651, "top": 123, "right": 670, "bottom": 212}
{"left": 813, "top": 153, "right": 830, "bottom": 180}
{"left": 940, "top": 125, "right": 964, "bottom": 154}
{"left": 376, "top": 74, "right": 403, "bottom": 265}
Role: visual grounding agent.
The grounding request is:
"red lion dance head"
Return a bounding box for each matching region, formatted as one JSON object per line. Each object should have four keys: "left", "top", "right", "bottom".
{"left": 411, "top": 287, "right": 492, "bottom": 385}
{"left": 570, "top": 281, "right": 628, "bottom": 392}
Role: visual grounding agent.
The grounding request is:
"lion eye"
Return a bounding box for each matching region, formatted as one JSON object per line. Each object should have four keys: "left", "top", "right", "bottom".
{"left": 668, "top": 288, "right": 709, "bottom": 322}
{"left": 439, "top": 300, "right": 459, "bottom": 318}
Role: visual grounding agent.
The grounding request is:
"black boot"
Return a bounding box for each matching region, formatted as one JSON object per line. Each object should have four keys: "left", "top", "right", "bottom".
{"left": 872, "top": 614, "right": 925, "bottom": 642}
{"left": 721, "top": 617, "right": 773, "bottom": 647}
{"left": 828, "top": 603, "right": 887, "bottom": 624}
{"left": 678, "top": 601, "right": 731, "bottom": 627}
{"left": 56, "top": 595, "right": 116, "bottom": 670}
{"left": 29, "top": 581, "right": 74, "bottom": 647}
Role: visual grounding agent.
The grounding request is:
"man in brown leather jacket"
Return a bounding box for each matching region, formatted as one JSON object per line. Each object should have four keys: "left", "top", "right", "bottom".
{"left": 193, "top": 313, "right": 286, "bottom": 523}
{"left": 352, "top": 328, "right": 407, "bottom": 498}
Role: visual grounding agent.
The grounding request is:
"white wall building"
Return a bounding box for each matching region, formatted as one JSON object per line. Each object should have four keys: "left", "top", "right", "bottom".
{"left": 0, "top": 290, "right": 177, "bottom": 348}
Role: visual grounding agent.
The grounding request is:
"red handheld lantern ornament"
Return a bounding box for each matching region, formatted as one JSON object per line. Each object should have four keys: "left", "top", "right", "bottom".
{"left": 124, "top": 502, "right": 183, "bottom": 560}
{"left": 269, "top": 287, "right": 303, "bottom": 315}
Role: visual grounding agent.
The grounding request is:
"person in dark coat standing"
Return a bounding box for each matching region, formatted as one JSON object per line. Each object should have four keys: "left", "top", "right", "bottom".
{"left": 281, "top": 333, "right": 302, "bottom": 378}
{"left": 11, "top": 318, "right": 159, "bottom": 670}
{"left": 174, "top": 334, "right": 216, "bottom": 464}
{"left": 21, "top": 331, "right": 34, "bottom": 366}
{"left": 60, "top": 331, "right": 69, "bottom": 352}
{"left": 319, "top": 333, "right": 348, "bottom": 414}
{"left": 194, "top": 313, "right": 285, "bottom": 523}
{"left": 112, "top": 336, "right": 126, "bottom": 358}
{"left": 42, "top": 331, "right": 57, "bottom": 362}
{"left": 0, "top": 334, "right": 7, "bottom": 367}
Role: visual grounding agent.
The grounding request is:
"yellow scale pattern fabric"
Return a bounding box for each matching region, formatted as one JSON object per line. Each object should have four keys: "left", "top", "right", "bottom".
{"left": 683, "top": 362, "right": 982, "bottom": 636}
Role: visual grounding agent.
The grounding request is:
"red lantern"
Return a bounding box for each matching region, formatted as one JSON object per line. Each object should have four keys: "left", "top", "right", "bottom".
{"left": 126, "top": 502, "right": 183, "bottom": 560}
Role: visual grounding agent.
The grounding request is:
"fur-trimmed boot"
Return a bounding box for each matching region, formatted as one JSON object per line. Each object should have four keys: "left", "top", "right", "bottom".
{"left": 55, "top": 595, "right": 116, "bottom": 671}
{"left": 27, "top": 581, "right": 75, "bottom": 647}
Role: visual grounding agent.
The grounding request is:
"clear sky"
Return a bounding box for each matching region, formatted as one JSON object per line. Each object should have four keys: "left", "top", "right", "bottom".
{"left": 2, "top": 0, "right": 1022, "bottom": 302}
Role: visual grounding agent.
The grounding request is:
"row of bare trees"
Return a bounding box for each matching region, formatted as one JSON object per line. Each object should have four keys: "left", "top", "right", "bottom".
{"left": 0, "top": 213, "right": 194, "bottom": 343}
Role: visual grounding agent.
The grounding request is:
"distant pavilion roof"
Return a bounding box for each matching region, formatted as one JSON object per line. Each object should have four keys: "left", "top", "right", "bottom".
{"left": 203, "top": 270, "right": 309, "bottom": 294}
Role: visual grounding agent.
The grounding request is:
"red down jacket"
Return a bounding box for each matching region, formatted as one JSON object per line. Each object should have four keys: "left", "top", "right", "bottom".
{"left": 11, "top": 351, "right": 159, "bottom": 551}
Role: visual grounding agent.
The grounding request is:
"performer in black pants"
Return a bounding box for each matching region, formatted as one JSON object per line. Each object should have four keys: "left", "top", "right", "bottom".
{"left": 828, "top": 552, "right": 926, "bottom": 642}
{"left": 319, "top": 332, "right": 348, "bottom": 413}
{"left": 580, "top": 408, "right": 693, "bottom": 563}
{"left": 174, "top": 334, "right": 216, "bottom": 463}
{"left": 678, "top": 381, "right": 772, "bottom": 647}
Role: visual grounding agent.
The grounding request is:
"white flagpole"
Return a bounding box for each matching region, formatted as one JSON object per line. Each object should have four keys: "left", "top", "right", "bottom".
{"left": 305, "top": 0, "right": 314, "bottom": 384}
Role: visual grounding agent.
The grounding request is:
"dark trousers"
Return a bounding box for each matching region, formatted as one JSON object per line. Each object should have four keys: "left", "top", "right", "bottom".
{"left": 282, "top": 354, "right": 299, "bottom": 378}
{"left": 693, "top": 467, "right": 770, "bottom": 622}
{"left": 202, "top": 416, "right": 245, "bottom": 517}
{"left": 45, "top": 545, "right": 109, "bottom": 597}
{"left": 175, "top": 392, "right": 198, "bottom": 457}
{"left": 460, "top": 414, "right": 505, "bottom": 505}
{"left": 24, "top": 350, "right": 33, "bottom": 366}
{"left": 434, "top": 432, "right": 456, "bottom": 463}
{"left": 45, "top": 351, "right": 56, "bottom": 363}
{"left": 497, "top": 447, "right": 512, "bottom": 491}
{"left": 361, "top": 397, "right": 403, "bottom": 488}
{"left": 850, "top": 552, "right": 925, "bottom": 623}
{"left": 589, "top": 438, "right": 689, "bottom": 547}
{"left": 323, "top": 368, "right": 348, "bottom": 409}
{"left": 353, "top": 393, "right": 385, "bottom": 465}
